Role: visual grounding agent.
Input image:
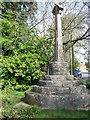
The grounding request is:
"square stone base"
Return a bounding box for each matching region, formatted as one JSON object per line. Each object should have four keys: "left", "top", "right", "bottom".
{"left": 49, "top": 62, "right": 69, "bottom": 75}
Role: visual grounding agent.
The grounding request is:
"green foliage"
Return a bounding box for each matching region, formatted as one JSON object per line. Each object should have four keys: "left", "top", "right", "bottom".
{"left": 80, "top": 80, "right": 90, "bottom": 89}
{"left": 85, "top": 62, "right": 90, "bottom": 71}
{"left": 1, "top": 2, "right": 53, "bottom": 89}
{"left": 1, "top": 87, "right": 25, "bottom": 108}
{"left": 2, "top": 105, "right": 40, "bottom": 119}
{"left": 86, "top": 80, "right": 90, "bottom": 89}
{"left": 73, "top": 58, "right": 80, "bottom": 68}
{"left": 1, "top": 87, "right": 40, "bottom": 118}
{"left": 69, "top": 57, "right": 80, "bottom": 74}
{"left": 84, "top": 50, "right": 90, "bottom": 71}
{"left": 1, "top": 35, "right": 53, "bottom": 89}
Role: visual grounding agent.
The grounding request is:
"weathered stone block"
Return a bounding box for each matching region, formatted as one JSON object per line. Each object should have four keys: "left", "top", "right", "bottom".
{"left": 14, "top": 102, "right": 30, "bottom": 108}
{"left": 39, "top": 80, "right": 53, "bottom": 86}
{"left": 44, "top": 75, "right": 66, "bottom": 81}
{"left": 70, "top": 85, "right": 88, "bottom": 94}
{"left": 22, "top": 89, "right": 89, "bottom": 109}
{"left": 49, "top": 62, "right": 69, "bottom": 75}
{"left": 66, "top": 75, "right": 74, "bottom": 80}
{"left": 55, "top": 87, "right": 70, "bottom": 95}
{"left": 53, "top": 81, "right": 63, "bottom": 87}
{"left": 72, "top": 80, "right": 81, "bottom": 86}
{"left": 62, "top": 81, "right": 73, "bottom": 87}
{"left": 23, "top": 90, "right": 71, "bottom": 108}
{"left": 69, "top": 93, "right": 89, "bottom": 108}
{"left": 32, "top": 85, "right": 70, "bottom": 95}
{"left": 39, "top": 80, "right": 63, "bottom": 87}
{"left": 79, "top": 85, "right": 88, "bottom": 93}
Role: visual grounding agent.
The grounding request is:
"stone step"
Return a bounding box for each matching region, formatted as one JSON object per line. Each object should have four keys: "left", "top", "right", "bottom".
{"left": 14, "top": 102, "right": 30, "bottom": 108}
{"left": 62, "top": 81, "right": 73, "bottom": 87}
{"left": 39, "top": 80, "right": 54, "bottom": 86}
{"left": 66, "top": 75, "right": 74, "bottom": 81}
{"left": 23, "top": 90, "right": 89, "bottom": 109}
{"left": 70, "top": 85, "right": 88, "bottom": 94}
{"left": 62, "top": 80, "right": 82, "bottom": 87}
{"left": 44, "top": 75, "right": 74, "bottom": 81}
{"left": 72, "top": 80, "right": 81, "bottom": 86}
{"left": 44, "top": 75, "right": 66, "bottom": 81}
{"left": 39, "top": 79, "right": 81, "bottom": 88}
{"left": 39, "top": 80, "right": 63, "bottom": 87}
{"left": 32, "top": 85, "right": 70, "bottom": 95}
{"left": 23, "top": 91, "right": 71, "bottom": 108}
{"left": 32, "top": 83, "right": 86, "bottom": 95}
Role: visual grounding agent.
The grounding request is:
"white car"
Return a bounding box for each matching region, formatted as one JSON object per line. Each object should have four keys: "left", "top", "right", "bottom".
{"left": 81, "top": 70, "right": 90, "bottom": 79}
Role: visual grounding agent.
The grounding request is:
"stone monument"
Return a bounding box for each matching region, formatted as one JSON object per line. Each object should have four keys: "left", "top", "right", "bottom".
{"left": 49, "top": 4, "right": 68, "bottom": 75}
{"left": 22, "top": 4, "right": 89, "bottom": 109}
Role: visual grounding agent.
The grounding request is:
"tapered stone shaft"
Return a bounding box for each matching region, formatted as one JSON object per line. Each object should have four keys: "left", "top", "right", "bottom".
{"left": 52, "top": 4, "right": 64, "bottom": 62}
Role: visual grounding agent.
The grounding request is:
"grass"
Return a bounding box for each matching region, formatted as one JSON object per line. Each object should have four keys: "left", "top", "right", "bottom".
{"left": 1, "top": 87, "right": 25, "bottom": 108}
{"left": 34, "top": 109, "right": 89, "bottom": 118}
{"left": 0, "top": 87, "right": 25, "bottom": 118}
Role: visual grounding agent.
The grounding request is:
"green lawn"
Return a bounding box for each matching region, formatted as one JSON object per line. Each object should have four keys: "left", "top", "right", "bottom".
{"left": 34, "top": 109, "right": 89, "bottom": 118}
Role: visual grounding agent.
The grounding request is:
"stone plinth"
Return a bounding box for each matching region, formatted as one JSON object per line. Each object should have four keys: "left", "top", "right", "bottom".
{"left": 22, "top": 75, "right": 89, "bottom": 109}
{"left": 49, "top": 62, "right": 69, "bottom": 75}
{"left": 23, "top": 93, "right": 89, "bottom": 109}
{"left": 32, "top": 86, "right": 70, "bottom": 95}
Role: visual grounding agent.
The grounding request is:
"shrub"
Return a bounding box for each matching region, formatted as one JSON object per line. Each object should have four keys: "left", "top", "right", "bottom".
{"left": 86, "top": 80, "right": 90, "bottom": 89}
{"left": 1, "top": 36, "right": 53, "bottom": 89}
{"left": 1, "top": 7, "right": 54, "bottom": 89}
{"left": 2, "top": 105, "right": 40, "bottom": 119}
{"left": 80, "top": 80, "right": 90, "bottom": 89}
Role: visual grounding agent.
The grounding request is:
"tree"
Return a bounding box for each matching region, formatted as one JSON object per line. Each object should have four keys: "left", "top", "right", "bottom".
{"left": 61, "top": 1, "right": 89, "bottom": 74}
{"left": 85, "top": 50, "right": 90, "bottom": 71}
{"left": 1, "top": 2, "right": 53, "bottom": 90}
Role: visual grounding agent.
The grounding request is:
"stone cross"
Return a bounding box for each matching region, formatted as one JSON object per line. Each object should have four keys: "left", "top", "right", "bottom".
{"left": 52, "top": 4, "right": 64, "bottom": 62}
